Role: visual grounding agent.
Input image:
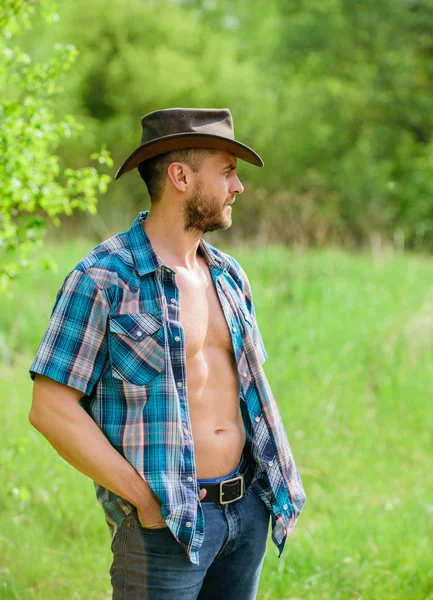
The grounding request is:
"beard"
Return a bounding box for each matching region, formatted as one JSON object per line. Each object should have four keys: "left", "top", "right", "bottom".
{"left": 182, "top": 180, "right": 232, "bottom": 235}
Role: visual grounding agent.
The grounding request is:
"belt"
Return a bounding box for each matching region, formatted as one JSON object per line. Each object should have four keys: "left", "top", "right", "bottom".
{"left": 199, "top": 457, "right": 253, "bottom": 505}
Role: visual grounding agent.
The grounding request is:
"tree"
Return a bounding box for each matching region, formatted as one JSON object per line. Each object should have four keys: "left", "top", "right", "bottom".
{"left": 0, "top": 0, "right": 112, "bottom": 293}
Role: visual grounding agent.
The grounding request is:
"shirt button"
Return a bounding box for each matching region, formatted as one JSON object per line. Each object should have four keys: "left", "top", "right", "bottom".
{"left": 136, "top": 331, "right": 142, "bottom": 337}
{"left": 268, "top": 461, "right": 273, "bottom": 466}
{"left": 283, "top": 504, "right": 288, "bottom": 510}
{"left": 255, "top": 416, "right": 260, "bottom": 422}
{"left": 187, "top": 476, "right": 193, "bottom": 482}
{"left": 186, "top": 521, "right": 192, "bottom": 527}
{"left": 232, "top": 327, "right": 237, "bottom": 333}
{"left": 170, "top": 298, "right": 177, "bottom": 304}
{"left": 174, "top": 336, "right": 181, "bottom": 342}
{"left": 243, "top": 372, "right": 247, "bottom": 378}
{"left": 177, "top": 381, "right": 183, "bottom": 388}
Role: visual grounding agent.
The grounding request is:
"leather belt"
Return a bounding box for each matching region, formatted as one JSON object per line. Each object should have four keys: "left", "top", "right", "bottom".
{"left": 199, "top": 461, "right": 253, "bottom": 504}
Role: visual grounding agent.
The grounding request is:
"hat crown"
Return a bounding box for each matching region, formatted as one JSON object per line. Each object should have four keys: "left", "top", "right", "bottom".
{"left": 140, "top": 108, "right": 235, "bottom": 144}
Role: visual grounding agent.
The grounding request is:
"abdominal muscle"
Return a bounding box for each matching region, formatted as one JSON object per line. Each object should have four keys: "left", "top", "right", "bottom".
{"left": 186, "top": 345, "right": 246, "bottom": 479}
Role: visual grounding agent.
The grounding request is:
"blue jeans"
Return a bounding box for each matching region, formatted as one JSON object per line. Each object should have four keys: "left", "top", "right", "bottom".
{"left": 110, "top": 449, "right": 270, "bottom": 599}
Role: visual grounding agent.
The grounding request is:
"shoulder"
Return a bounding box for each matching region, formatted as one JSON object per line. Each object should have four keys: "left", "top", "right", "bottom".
{"left": 69, "top": 231, "right": 138, "bottom": 291}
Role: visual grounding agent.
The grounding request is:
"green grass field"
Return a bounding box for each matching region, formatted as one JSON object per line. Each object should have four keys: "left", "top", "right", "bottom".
{"left": 1, "top": 239, "right": 433, "bottom": 599}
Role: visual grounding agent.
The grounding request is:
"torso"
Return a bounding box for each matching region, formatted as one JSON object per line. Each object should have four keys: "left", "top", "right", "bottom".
{"left": 168, "top": 252, "right": 245, "bottom": 479}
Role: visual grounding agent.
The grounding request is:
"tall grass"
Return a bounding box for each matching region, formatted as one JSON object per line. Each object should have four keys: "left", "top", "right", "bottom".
{"left": 1, "top": 239, "right": 433, "bottom": 599}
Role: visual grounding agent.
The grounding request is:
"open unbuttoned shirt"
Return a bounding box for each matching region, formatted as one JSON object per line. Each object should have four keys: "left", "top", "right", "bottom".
{"left": 29, "top": 210, "right": 306, "bottom": 566}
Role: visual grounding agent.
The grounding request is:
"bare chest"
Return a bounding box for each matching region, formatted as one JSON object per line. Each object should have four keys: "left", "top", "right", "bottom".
{"left": 175, "top": 258, "right": 233, "bottom": 357}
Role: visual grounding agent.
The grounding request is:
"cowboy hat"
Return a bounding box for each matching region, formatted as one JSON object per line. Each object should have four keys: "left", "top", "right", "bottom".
{"left": 114, "top": 107, "right": 263, "bottom": 180}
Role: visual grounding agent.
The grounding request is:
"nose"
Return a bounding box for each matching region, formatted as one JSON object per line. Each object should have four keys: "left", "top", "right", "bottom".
{"left": 231, "top": 175, "right": 244, "bottom": 195}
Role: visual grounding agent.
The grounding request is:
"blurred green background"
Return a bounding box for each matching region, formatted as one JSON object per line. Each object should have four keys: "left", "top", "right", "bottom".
{"left": 11, "top": 0, "right": 433, "bottom": 249}
{"left": 2, "top": 0, "right": 433, "bottom": 598}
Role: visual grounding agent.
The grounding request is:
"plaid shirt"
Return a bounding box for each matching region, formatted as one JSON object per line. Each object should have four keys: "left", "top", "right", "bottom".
{"left": 30, "top": 211, "right": 306, "bottom": 566}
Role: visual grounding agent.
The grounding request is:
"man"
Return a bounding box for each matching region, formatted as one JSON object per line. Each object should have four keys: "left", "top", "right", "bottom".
{"left": 29, "top": 108, "right": 306, "bottom": 599}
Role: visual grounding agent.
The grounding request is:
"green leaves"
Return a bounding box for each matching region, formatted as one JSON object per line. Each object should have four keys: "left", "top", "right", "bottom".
{"left": 4, "top": 0, "right": 433, "bottom": 252}
{"left": 0, "top": 1, "right": 112, "bottom": 294}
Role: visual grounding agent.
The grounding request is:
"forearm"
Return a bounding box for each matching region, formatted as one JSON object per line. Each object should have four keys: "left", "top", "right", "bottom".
{"left": 29, "top": 389, "right": 156, "bottom": 511}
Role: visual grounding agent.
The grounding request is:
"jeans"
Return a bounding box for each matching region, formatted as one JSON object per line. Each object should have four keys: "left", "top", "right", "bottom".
{"left": 110, "top": 449, "right": 270, "bottom": 599}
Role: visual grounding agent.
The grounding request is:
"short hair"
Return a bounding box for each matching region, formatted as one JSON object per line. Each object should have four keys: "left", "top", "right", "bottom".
{"left": 137, "top": 147, "right": 218, "bottom": 204}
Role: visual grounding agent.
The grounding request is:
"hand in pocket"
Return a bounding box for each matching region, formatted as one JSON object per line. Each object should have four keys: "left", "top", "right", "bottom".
{"left": 136, "top": 487, "right": 208, "bottom": 528}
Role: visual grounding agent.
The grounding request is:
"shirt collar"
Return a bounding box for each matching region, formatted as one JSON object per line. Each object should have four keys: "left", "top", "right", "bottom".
{"left": 127, "top": 211, "right": 231, "bottom": 276}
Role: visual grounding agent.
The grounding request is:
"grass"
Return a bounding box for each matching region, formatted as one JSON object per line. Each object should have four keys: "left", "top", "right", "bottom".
{"left": 1, "top": 238, "right": 433, "bottom": 599}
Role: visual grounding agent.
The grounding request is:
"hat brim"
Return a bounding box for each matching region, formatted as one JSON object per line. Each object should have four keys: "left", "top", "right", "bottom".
{"left": 114, "top": 132, "right": 263, "bottom": 180}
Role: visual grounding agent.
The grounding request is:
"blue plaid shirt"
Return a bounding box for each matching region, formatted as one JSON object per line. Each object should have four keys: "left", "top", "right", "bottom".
{"left": 30, "top": 211, "right": 306, "bottom": 566}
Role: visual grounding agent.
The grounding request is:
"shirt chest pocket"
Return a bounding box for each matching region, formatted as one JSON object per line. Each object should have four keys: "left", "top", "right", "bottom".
{"left": 108, "top": 312, "right": 166, "bottom": 386}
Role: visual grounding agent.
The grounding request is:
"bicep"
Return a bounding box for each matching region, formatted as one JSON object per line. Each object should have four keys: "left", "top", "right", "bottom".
{"left": 30, "top": 375, "right": 85, "bottom": 427}
{"left": 32, "top": 374, "right": 84, "bottom": 406}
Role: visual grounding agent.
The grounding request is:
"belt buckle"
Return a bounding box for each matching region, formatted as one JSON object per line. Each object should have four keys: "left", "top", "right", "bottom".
{"left": 219, "top": 475, "right": 244, "bottom": 504}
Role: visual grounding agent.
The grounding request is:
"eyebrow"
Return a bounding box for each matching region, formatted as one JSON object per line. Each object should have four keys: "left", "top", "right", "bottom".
{"left": 223, "top": 162, "right": 237, "bottom": 170}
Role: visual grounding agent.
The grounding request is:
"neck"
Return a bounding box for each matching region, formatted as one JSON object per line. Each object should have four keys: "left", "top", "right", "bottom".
{"left": 142, "top": 208, "right": 202, "bottom": 272}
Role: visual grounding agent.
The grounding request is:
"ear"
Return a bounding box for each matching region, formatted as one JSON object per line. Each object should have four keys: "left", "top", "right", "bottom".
{"left": 167, "top": 162, "right": 190, "bottom": 193}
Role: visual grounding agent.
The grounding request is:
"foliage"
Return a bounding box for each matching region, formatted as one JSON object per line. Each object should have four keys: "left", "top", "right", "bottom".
{"left": 0, "top": 0, "right": 113, "bottom": 293}
{"left": 11, "top": 0, "right": 433, "bottom": 248}
{"left": 192, "top": 0, "right": 433, "bottom": 247}
{"left": 18, "top": 0, "right": 276, "bottom": 235}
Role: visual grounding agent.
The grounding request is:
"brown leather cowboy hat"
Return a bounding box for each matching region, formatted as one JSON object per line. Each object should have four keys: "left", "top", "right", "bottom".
{"left": 114, "top": 107, "right": 264, "bottom": 180}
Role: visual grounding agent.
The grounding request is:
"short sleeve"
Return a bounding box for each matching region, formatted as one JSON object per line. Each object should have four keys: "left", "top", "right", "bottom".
{"left": 29, "top": 269, "right": 110, "bottom": 397}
